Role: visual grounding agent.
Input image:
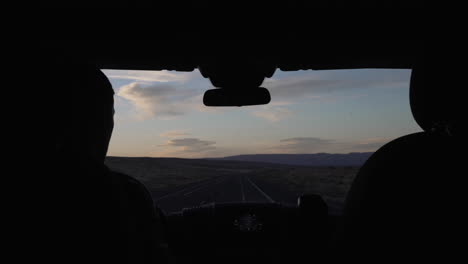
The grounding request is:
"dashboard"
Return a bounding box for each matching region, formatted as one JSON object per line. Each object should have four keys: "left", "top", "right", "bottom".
{"left": 163, "top": 195, "right": 329, "bottom": 263}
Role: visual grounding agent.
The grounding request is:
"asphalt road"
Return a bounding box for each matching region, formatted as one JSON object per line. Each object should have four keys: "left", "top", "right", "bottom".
{"left": 154, "top": 174, "right": 283, "bottom": 214}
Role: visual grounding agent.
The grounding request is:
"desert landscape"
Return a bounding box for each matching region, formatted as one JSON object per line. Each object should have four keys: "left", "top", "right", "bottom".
{"left": 105, "top": 154, "right": 365, "bottom": 215}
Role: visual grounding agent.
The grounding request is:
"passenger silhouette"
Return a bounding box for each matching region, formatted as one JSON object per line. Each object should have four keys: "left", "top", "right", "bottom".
{"left": 54, "top": 60, "right": 168, "bottom": 264}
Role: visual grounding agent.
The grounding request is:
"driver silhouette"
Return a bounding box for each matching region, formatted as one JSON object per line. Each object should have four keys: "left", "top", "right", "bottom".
{"left": 54, "top": 60, "right": 168, "bottom": 264}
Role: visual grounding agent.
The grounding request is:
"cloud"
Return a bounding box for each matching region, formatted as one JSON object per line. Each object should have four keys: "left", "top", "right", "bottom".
{"left": 264, "top": 69, "right": 410, "bottom": 100}
{"left": 252, "top": 106, "right": 293, "bottom": 122}
{"left": 274, "top": 137, "right": 336, "bottom": 153}
{"left": 163, "top": 138, "right": 216, "bottom": 152}
{"left": 103, "top": 70, "right": 192, "bottom": 83}
{"left": 117, "top": 82, "right": 200, "bottom": 119}
{"left": 154, "top": 137, "right": 256, "bottom": 158}
{"left": 160, "top": 130, "right": 191, "bottom": 138}
{"left": 349, "top": 137, "right": 389, "bottom": 152}
{"left": 154, "top": 137, "right": 218, "bottom": 157}
{"left": 265, "top": 77, "right": 343, "bottom": 99}
{"left": 110, "top": 69, "right": 410, "bottom": 122}
{"left": 148, "top": 136, "right": 391, "bottom": 158}
{"left": 270, "top": 137, "right": 390, "bottom": 154}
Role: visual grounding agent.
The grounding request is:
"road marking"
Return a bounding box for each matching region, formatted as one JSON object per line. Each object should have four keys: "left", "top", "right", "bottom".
{"left": 155, "top": 178, "right": 220, "bottom": 201}
{"left": 245, "top": 176, "right": 275, "bottom": 203}
{"left": 240, "top": 176, "right": 246, "bottom": 202}
{"left": 182, "top": 182, "right": 214, "bottom": 196}
{"left": 183, "top": 177, "right": 227, "bottom": 196}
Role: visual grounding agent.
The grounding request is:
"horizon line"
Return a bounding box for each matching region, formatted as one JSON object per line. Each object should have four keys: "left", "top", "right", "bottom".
{"left": 106, "top": 151, "right": 375, "bottom": 159}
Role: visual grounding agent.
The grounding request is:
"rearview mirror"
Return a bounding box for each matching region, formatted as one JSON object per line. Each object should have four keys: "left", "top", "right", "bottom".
{"left": 203, "top": 87, "right": 271, "bottom": 107}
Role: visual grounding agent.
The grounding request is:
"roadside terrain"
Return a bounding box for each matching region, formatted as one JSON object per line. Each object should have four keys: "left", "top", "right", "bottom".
{"left": 105, "top": 155, "right": 362, "bottom": 215}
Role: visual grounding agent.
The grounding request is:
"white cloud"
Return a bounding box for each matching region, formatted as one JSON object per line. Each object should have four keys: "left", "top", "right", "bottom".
{"left": 269, "top": 137, "right": 390, "bottom": 154}
{"left": 162, "top": 138, "right": 216, "bottom": 152}
{"left": 103, "top": 70, "right": 193, "bottom": 83}
{"left": 117, "top": 82, "right": 200, "bottom": 119}
{"left": 265, "top": 77, "right": 344, "bottom": 99}
{"left": 273, "top": 137, "right": 336, "bottom": 153}
{"left": 153, "top": 137, "right": 218, "bottom": 158}
{"left": 252, "top": 106, "right": 293, "bottom": 122}
{"left": 148, "top": 136, "right": 391, "bottom": 158}
{"left": 160, "top": 130, "right": 191, "bottom": 138}
{"left": 109, "top": 69, "right": 410, "bottom": 122}
{"left": 349, "top": 137, "right": 389, "bottom": 152}
{"left": 264, "top": 69, "right": 410, "bottom": 100}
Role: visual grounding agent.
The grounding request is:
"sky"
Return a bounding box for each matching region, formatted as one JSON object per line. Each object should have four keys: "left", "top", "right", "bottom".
{"left": 102, "top": 68, "right": 421, "bottom": 158}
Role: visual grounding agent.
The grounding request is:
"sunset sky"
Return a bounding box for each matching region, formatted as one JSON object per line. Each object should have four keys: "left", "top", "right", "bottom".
{"left": 103, "top": 68, "right": 421, "bottom": 158}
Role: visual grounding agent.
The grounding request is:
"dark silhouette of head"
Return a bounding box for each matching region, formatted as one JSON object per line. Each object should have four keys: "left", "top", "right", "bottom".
{"left": 55, "top": 62, "right": 115, "bottom": 164}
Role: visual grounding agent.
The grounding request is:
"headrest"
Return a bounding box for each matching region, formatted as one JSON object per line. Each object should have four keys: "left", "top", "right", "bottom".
{"left": 410, "top": 65, "right": 461, "bottom": 136}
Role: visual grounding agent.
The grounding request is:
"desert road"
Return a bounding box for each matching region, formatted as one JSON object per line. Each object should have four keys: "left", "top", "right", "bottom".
{"left": 153, "top": 175, "right": 288, "bottom": 214}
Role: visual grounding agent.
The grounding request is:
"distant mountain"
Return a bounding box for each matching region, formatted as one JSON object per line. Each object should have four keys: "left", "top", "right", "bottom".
{"left": 210, "top": 153, "right": 374, "bottom": 167}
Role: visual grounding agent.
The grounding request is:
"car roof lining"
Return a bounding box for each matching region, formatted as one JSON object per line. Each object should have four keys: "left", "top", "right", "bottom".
{"left": 44, "top": 39, "right": 421, "bottom": 72}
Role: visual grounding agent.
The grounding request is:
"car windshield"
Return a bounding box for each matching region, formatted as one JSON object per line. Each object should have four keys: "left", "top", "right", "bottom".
{"left": 102, "top": 68, "right": 419, "bottom": 215}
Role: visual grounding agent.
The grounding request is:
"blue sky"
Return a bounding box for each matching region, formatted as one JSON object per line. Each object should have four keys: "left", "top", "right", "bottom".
{"left": 102, "top": 68, "right": 421, "bottom": 158}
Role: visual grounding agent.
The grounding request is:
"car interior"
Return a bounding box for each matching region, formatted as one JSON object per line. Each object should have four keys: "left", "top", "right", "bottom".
{"left": 46, "top": 26, "right": 453, "bottom": 263}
